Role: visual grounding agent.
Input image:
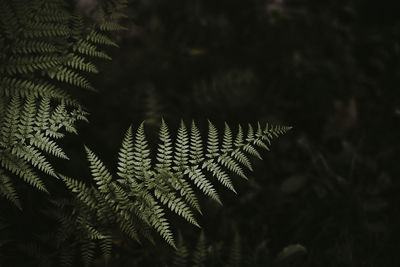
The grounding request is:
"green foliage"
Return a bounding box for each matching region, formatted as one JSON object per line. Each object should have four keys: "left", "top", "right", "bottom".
{"left": 62, "top": 119, "right": 291, "bottom": 255}
{"left": 170, "top": 231, "right": 242, "bottom": 267}
{"left": 0, "top": 0, "right": 126, "bottom": 207}
{"left": 0, "top": 1, "right": 295, "bottom": 266}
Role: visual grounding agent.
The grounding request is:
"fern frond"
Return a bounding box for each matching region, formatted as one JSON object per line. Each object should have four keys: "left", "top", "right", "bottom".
{"left": 11, "top": 144, "right": 56, "bottom": 177}
{"left": 231, "top": 150, "right": 252, "bottom": 171}
{"left": 85, "top": 146, "right": 113, "bottom": 193}
{"left": 156, "top": 119, "right": 173, "bottom": 171}
{"left": 115, "top": 212, "right": 140, "bottom": 242}
{"left": 226, "top": 232, "right": 241, "bottom": 267}
{"left": 0, "top": 168, "right": 21, "bottom": 209}
{"left": 99, "top": 232, "right": 112, "bottom": 263}
{"left": 50, "top": 103, "right": 78, "bottom": 134}
{"left": 242, "top": 124, "right": 262, "bottom": 159}
{"left": 11, "top": 40, "right": 57, "bottom": 54}
{"left": 192, "top": 231, "right": 207, "bottom": 267}
{"left": 0, "top": 95, "right": 20, "bottom": 146}
{"left": 74, "top": 40, "right": 112, "bottom": 60}
{"left": 142, "top": 191, "right": 175, "bottom": 248}
{"left": 185, "top": 166, "right": 221, "bottom": 205}
{"left": 86, "top": 30, "right": 119, "bottom": 47}
{"left": 153, "top": 172, "right": 199, "bottom": 227}
{"left": 242, "top": 143, "right": 262, "bottom": 160}
{"left": 206, "top": 120, "right": 219, "bottom": 158}
{"left": 60, "top": 174, "right": 97, "bottom": 210}
{"left": 117, "top": 125, "right": 135, "bottom": 182}
{"left": 171, "top": 172, "right": 201, "bottom": 214}
{"left": 0, "top": 152, "right": 48, "bottom": 192}
{"left": 254, "top": 122, "right": 270, "bottom": 150}
{"left": 34, "top": 97, "right": 51, "bottom": 132}
{"left": 77, "top": 217, "right": 106, "bottom": 240}
{"left": 53, "top": 67, "right": 94, "bottom": 89}
{"left": 64, "top": 55, "right": 99, "bottom": 73}
{"left": 4, "top": 55, "right": 61, "bottom": 75}
{"left": 173, "top": 232, "right": 189, "bottom": 267}
{"left": 221, "top": 122, "right": 233, "bottom": 153}
{"left": 0, "top": 77, "right": 78, "bottom": 106}
{"left": 60, "top": 119, "right": 291, "bottom": 251}
{"left": 203, "top": 160, "right": 236, "bottom": 193}
{"left": 17, "top": 95, "right": 36, "bottom": 139}
{"left": 30, "top": 132, "right": 69, "bottom": 160}
{"left": 217, "top": 154, "right": 247, "bottom": 180}
{"left": 133, "top": 122, "right": 152, "bottom": 181}
{"left": 173, "top": 120, "right": 190, "bottom": 170}
{"left": 80, "top": 238, "right": 95, "bottom": 267}
{"left": 190, "top": 121, "right": 204, "bottom": 165}
{"left": 24, "top": 22, "right": 70, "bottom": 38}
{"left": 99, "top": 21, "right": 127, "bottom": 32}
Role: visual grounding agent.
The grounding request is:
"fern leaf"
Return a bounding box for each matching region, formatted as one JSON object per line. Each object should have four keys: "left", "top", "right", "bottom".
{"left": 74, "top": 39, "right": 111, "bottom": 60}
{"left": 190, "top": 121, "right": 204, "bottom": 165}
{"left": 156, "top": 119, "right": 173, "bottom": 171}
{"left": 0, "top": 78, "right": 78, "bottom": 107}
{"left": 86, "top": 30, "right": 119, "bottom": 47}
{"left": 246, "top": 123, "right": 255, "bottom": 142}
{"left": 117, "top": 125, "right": 135, "bottom": 182}
{"left": 202, "top": 160, "right": 236, "bottom": 193}
{"left": 133, "top": 122, "right": 152, "bottom": 181}
{"left": 80, "top": 238, "right": 95, "bottom": 267}
{"left": 262, "top": 122, "right": 272, "bottom": 145}
{"left": 221, "top": 122, "right": 233, "bottom": 153}
{"left": 173, "top": 232, "right": 189, "bottom": 267}
{"left": 24, "top": 22, "right": 70, "bottom": 38}
{"left": 35, "top": 97, "right": 51, "bottom": 132}
{"left": 173, "top": 120, "right": 190, "bottom": 170}
{"left": 53, "top": 67, "right": 94, "bottom": 89}
{"left": 77, "top": 216, "right": 106, "bottom": 240}
{"left": 50, "top": 103, "right": 77, "bottom": 134}
{"left": 11, "top": 144, "right": 56, "bottom": 177}
{"left": 185, "top": 166, "right": 221, "bottom": 205}
{"left": 85, "top": 146, "right": 113, "bottom": 194}
{"left": 1, "top": 96, "right": 20, "bottom": 146}
{"left": 30, "top": 132, "right": 69, "bottom": 160}
{"left": 99, "top": 233, "right": 112, "bottom": 264}
{"left": 64, "top": 55, "right": 99, "bottom": 73}
{"left": 60, "top": 174, "right": 97, "bottom": 210}
{"left": 192, "top": 231, "right": 207, "bottom": 267}
{"left": 141, "top": 191, "right": 175, "bottom": 247}
{"left": 0, "top": 152, "right": 48, "bottom": 192}
{"left": 99, "top": 21, "right": 127, "bottom": 31}
{"left": 4, "top": 55, "right": 61, "bottom": 75}
{"left": 11, "top": 40, "right": 57, "bottom": 54}
{"left": 206, "top": 120, "right": 219, "bottom": 158}
{"left": 234, "top": 124, "right": 244, "bottom": 147}
{"left": 17, "top": 95, "right": 36, "bottom": 140}
{"left": 116, "top": 213, "right": 140, "bottom": 242}
{"left": 0, "top": 169, "right": 21, "bottom": 209}
{"left": 172, "top": 172, "right": 201, "bottom": 214}
{"left": 231, "top": 150, "right": 252, "bottom": 171}
{"left": 153, "top": 173, "right": 199, "bottom": 227}
{"left": 217, "top": 154, "right": 247, "bottom": 179}
{"left": 242, "top": 143, "right": 262, "bottom": 160}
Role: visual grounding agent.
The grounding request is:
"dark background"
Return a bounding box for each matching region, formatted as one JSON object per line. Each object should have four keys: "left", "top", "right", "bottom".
{"left": 62, "top": 0, "right": 400, "bottom": 265}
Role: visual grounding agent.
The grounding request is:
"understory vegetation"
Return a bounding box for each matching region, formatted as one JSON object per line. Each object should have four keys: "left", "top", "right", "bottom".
{"left": 0, "top": 0, "right": 399, "bottom": 266}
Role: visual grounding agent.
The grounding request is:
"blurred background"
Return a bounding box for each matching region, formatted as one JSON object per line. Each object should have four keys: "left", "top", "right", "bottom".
{"left": 67, "top": 0, "right": 400, "bottom": 265}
